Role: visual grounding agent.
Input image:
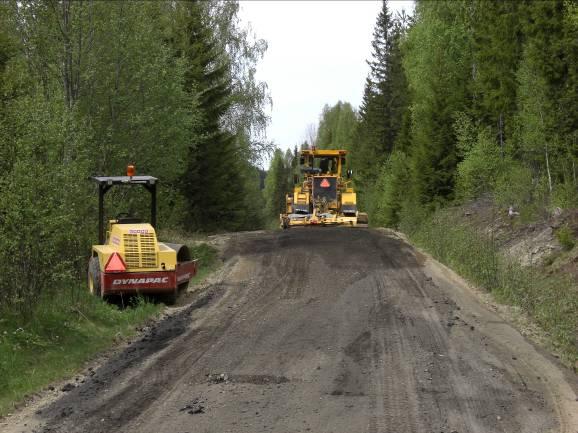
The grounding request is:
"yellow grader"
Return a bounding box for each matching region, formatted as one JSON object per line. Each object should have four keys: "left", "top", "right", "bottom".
{"left": 280, "top": 148, "right": 368, "bottom": 228}
{"left": 88, "top": 165, "right": 197, "bottom": 303}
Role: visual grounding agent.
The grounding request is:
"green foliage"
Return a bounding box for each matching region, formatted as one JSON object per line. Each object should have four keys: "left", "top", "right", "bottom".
{"left": 189, "top": 243, "right": 219, "bottom": 269}
{"left": 456, "top": 128, "right": 504, "bottom": 201}
{"left": 453, "top": 112, "right": 477, "bottom": 158}
{"left": 352, "top": 1, "right": 409, "bottom": 185}
{"left": 403, "top": 1, "right": 471, "bottom": 205}
{"left": 397, "top": 195, "right": 430, "bottom": 237}
{"left": 173, "top": 2, "right": 248, "bottom": 231}
{"left": 371, "top": 151, "right": 410, "bottom": 228}
{"left": 206, "top": 1, "right": 272, "bottom": 162}
{"left": 552, "top": 182, "right": 578, "bottom": 209}
{"left": 347, "top": 1, "right": 411, "bottom": 215}
{"left": 0, "top": 290, "right": 160, "bottom": 416}
{"left": 513, "top": 44, "right": 556, "bottom": 187}
{"left": 0, "top": 94, "right": 93, "bottom": 312}
{"left": 0, "top": 1, "right": 269, "bottom": 411}
{"left": 493, "top": 160, "right": 547, "bottom": 221}
{"left": 316, "top": 101, "right": 358, "bottom": 151}
{"left": 342, "top": 0, "right": 577, "bottom": 230}
{"left": 555, "top": 225, "right": 575, "bottom": 251}
{"left": 0, "top": 0, "right": 270, "bottom": 310}
{"left": 264, "top": 149, "right": 291, "bottom": 222}
{"left": 469, "top": 1, "right": 526, "bottom": 133}
{"left": 237, "top": 160, "right": 267, "bottom": 230}
{"left": 322, "top": 0, "right": 578, "bottom": 240}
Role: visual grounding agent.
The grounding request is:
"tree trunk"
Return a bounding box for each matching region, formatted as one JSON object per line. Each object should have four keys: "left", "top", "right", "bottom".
{"left": 498, "top": 112, "right": 504, "bottom": 159}
{"left": 545, "top": 141, "right": 553, "bottom": 194}
{"left": 61, "top": 0, "right": 73, "bottom": 110}
{"left": 539, "top": 110, "right": 553, "bottom": 194}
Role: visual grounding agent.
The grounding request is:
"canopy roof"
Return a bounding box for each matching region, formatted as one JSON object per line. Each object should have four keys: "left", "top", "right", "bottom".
{"left": 300, "top": 149, "right": 347, "bottom": 157}
{"left": 91, "top": 176, "right": 157, "bottom": 185}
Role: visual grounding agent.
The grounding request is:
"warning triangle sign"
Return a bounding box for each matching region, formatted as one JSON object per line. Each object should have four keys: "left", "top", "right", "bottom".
{"left": 320, "top": 178, "right": 331, "bottom": 188}
{"left": 105, "top": 252, "right": 126, "bottom": 273}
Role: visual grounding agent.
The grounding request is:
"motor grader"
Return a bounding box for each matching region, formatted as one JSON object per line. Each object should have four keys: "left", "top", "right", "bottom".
{"left": 280, "top": 148, "right": 368, "bottom": 228}
{"left": 88, "top": 165, "right": 196, "bottom": 302}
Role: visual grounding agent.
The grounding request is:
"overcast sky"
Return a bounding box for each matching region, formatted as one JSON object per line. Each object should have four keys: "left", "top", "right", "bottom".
{"left": 238, "top": 0, "right": 414, "bottom": 153}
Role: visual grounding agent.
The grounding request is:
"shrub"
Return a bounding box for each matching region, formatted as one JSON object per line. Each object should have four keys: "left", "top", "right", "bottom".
{"left": 552, "top": 181, "right": 578, "bottom": 209}
{"left": 556, "top": 225, "right": 575, "bottom": 251}
{"left": 455, "top": 127, "right": 504, "bottom": 201}
{"left": 373, "top": 151, "right": 410, "bottom": 228}
{"left": 493, "top": 162, "right": 535, "bottom": 209}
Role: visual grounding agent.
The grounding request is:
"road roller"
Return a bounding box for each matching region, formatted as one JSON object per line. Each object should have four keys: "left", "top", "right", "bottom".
{"left": 88, "top": 165, "right": 196, "bottom": 303}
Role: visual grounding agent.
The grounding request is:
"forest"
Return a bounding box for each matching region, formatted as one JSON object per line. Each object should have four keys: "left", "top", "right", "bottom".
{"left": 0, "top": 0, "right": 272, "bottom": 312}
{"left": 0, "top": 0, "right": 575, "bottom": 315}
{"left": 266, "top": 0, "right": 577, "bottom": 230}
{"left": 0, "top": 0, "right": 576, "bottom": 318}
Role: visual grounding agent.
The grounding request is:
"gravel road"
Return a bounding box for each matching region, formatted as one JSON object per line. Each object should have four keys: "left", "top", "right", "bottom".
{"left": 4, "top": 228, "right": 578, "bottom": 433}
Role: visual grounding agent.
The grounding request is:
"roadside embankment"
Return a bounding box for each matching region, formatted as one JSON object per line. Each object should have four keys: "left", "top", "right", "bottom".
{"left": 0, "top": 233, "right": 220, "bottom": 417}
{"left": 396, "top": 202, "right": 578, "bottom": 369}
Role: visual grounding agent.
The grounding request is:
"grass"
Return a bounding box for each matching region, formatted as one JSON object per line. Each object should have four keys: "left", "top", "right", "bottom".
{"left": 402, "top": 208, "right": 578, "bottom": 367}
{"left": 159, "top": 230, "right": 221, "bottom": 284}
{"left": 0, "top": 237, "right": 221, "bottom": 417}
{"left": 0, "top": 291, "right": 160, "bottom": 416}
{"left": 187, "top": 242, "right": 220, "bottom": 283}
{"left": 556, "top": 224, "right": 576, "bottom": 251}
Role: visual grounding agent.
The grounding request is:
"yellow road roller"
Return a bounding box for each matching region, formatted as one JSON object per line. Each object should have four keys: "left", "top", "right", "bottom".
{"left": 88, "top": 165, "right": 196, "bottom": 302}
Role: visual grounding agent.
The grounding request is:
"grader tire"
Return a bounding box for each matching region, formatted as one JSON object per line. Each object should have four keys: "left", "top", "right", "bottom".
{"left": 88, "top": 257, "right": 102, "bottom": 297}
{"left": 357, "top": 212, "right": 369, "bottom": 225}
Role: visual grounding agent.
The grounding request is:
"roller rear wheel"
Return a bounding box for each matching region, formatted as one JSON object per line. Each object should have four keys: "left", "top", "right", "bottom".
{"left": 88, "top": 257, "right": 102, "bottom": 297}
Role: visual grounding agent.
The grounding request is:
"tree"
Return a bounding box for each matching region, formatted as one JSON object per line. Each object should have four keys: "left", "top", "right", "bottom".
{"left": 352, "top": 1, "right": 409, "bottom": 177}
{"left": 455, "top": 127, "right": 504, "bottom": 201}
{"left": 349, "top": 1, "right": 410, "bottom": 218}
{"left": 373, "top": 151, "right": 410, "bottom": 228}
{"left": 316, "top": 101, "right": 358, "bottom": 151}
{"left": 174, "top": 2, "right": 249, "bottom": 231}
{"left": 0, "top": 0, "right": 271, "bottom": 311}
{"left": 403, "top": 1, "right": 471, "bottom": 205}
{"left": 470, "top": 0, "right": 527, "bottom": 144}
{"left": 206, "top": 1, "right": 272, "bottom": 164}
{"left": 264, "top": 149, "right": 290, "bottom": 221}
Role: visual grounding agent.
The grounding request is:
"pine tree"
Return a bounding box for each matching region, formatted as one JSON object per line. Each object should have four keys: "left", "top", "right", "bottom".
{"left": 176, "top": 2, "right": 247, "bottom": 231}
{"left": 264, "top": 149, "right": 289, "bottom": 221}
{"left": 524, "top": 0, "right": 577, "bottom": 190}
{"left": 470, "top": 0, "right": 527, "bottom": 141}
{"left": 352, "top": 1, "right": 409, "bottom": 183}
{"left": 403, "top": 1, "right": 471, "bottom": 205}
{"left": 316, "top": 101, "right": 358, "bottom": 151}
{"left": 0, "top": 4, "right": 20, "bottom": 175}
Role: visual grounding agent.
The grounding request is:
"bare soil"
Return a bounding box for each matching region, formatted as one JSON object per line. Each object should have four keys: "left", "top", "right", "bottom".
{"left": 460, "top": 198, "right": 578, "bottom": 270}
{"left": 2, "top": 228, "right": 577, "bottom": 433}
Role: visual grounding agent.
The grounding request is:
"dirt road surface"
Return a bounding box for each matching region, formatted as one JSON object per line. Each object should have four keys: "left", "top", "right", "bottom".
{"left": 3, "top": 228, "right": 578, "bottom": 433}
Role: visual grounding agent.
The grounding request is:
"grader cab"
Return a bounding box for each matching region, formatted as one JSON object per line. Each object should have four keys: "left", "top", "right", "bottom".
{"left": 88, "top": 166, "right": 196, "bottom": 302}
{"left": 280, "top": 149, "right": 368, "bottom": 228}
